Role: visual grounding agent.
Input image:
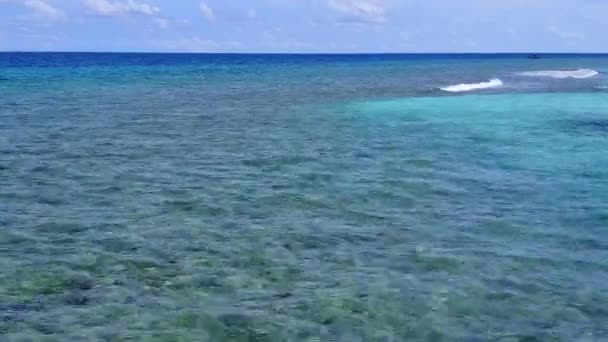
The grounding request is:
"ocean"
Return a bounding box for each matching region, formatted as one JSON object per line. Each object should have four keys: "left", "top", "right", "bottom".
{"left": 1, "top": 53, "right": 608, "bottom": 341}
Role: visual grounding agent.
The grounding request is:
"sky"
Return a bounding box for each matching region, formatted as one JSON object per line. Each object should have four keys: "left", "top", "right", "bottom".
{"left": 0, "top": 0, "right": 607, "bottom": 52}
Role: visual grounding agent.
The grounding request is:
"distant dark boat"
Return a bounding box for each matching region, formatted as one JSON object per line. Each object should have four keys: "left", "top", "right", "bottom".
{"left": 528, "top": 54, "right": 542, "bottom": 59}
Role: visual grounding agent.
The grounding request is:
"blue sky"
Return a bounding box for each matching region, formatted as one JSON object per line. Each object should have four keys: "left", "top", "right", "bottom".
{"left": 0, "top": 0, "right": 607, "bottom": 52}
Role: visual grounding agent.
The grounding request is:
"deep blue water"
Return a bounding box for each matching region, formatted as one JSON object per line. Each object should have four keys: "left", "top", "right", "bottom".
{"left": 1, "top": 53, "right": 608, "bottom": 341}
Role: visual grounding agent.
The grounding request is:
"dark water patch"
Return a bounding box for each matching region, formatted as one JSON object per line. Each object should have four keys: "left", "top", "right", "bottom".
{"left": 561, "top": 118, "right": 608, "bottom": 135}
{"left": 192, "top": 275, "right": 225, "bottom": 289}
{"left": 0, "top": 303, "right": 44, "bottom": 315}
{"left": 161, "top": 198, "right": 195, "bottom": 212}
{"left": 0, "top": 230, "right": 38, "bottom": 246}
{"left": 343, "top": 208, "right": 390, "bottom": 224}
{"left": 389, "top": 249, "right": 463, "bottom": 274}
{"left": 218, "top": 313, "right": 254, "bottom": 329}
{"left": 329, "top": 231, "right": 378, "bottom": 245}
{"left": 34, "top": 222, "right": 89, "bottom": 234}
{"left": 0, "top": 101, "right": 21, "bottom": 109}
{"left": 408, "top": 158, "right": 434, "bottom": 168}
{"left": 242, "top": 155, "right": 314, "bottom": 170}
{"left": 93, "top": 184, "right": 122, "bottom": 194}
{"left": 8, "top": 271, "right": 93, "bottom": 297}
{"left": 36, "top": 195, "right": 66, "bottom": 206}
{"left": 299, "top": 171, "right": 334, "bottom": 184}
{"left": 164, "top": 273, "right": 228, "bottom": 293}
{"left": 489, "top": 277, "right": 547, "bottom": 298}
{"left": 365, "top": 188, "right": 417, "bottom": 208}
{"left": 275, "top": 291, "right": 293, "bottom": 299}
{"left": 353, "top": 150, "right": 373, "bottom": 159}
{"left": 414, "top": 253, "right": 463, "bottom": 273}
{"left": 262, "top": 192, "right": 333, "bottom": 211}
{"left": 67, "top": 276, "right": 96, "bottom": 291}
{"left": 26, "top": 323, "right": 58, "bottom": 335}
{"left": 29, "top": 164, "right": 51, "bottom": 173}
{"left": 67, "top": 252, "right": 118, "bottom": 274}
{"left": 214, "top": 312, "right": 277, "bottom": 341}
{"left": 283, "top": 232, "right": 336, "bottom": 251}
{"left": 97, "top": 237, "right": 140, "bottom": 253}
{"left": 559, "top": 212, "right": 608, "bottom": 232}
{"left": 477, "top": 220, "right": 527, "bottom": 238}
{"left": 161, "top": 198, "right": 228, "bottom": 217}
{"left": 577, "top": 170, "right": 608, "bottom": 180}
{"left": 561, "top": 237, "right": 608, "bottom": 251}
{"left": 62, "top": 292, "right": 91, "bottom": 306}
{"left": 118, "top": 257, "right": 188, "bottom": 289}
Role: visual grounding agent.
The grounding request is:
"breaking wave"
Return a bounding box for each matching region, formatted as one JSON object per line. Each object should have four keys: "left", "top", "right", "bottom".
{"left": 440, "top": 79, "right": 503, "bottom": 93}
{"left": 516, "top": 69, "right": 599, "bottom": 79}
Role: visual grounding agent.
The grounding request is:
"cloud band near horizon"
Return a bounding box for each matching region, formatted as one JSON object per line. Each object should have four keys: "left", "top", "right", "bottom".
{"left": 0, "top": 0, "right": 606, "bottom": 52}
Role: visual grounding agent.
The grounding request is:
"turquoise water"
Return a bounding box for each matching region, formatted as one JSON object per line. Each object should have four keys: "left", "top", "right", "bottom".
{"left": 1, "top": 53, "right": 608, "bottom": 341}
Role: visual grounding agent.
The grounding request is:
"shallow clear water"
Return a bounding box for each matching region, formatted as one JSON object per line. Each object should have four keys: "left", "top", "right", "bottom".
{"left": 1, "top": 53, "right": 608, "bottom": 341}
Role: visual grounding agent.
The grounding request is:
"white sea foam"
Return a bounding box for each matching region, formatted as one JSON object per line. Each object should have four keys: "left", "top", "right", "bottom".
{"left": 516, "top": 69, "right": 599, "bottom": 79}
{"left": 597, "top": 85, "right": 608, "bottom": 90}
{"left": 440, "top": 78, "right": 503, "bottom": 93}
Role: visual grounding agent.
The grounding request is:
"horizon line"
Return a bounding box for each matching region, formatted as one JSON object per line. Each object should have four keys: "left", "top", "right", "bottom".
{"left": 2, "top": 51, "right": 608, "bottom": 55}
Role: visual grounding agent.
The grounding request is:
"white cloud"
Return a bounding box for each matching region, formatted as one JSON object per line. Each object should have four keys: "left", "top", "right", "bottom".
{"left": 85, "top": 0, "right": 160, "bottom": 16}
{"left": 24, "top": 0, "right": 66, "bottom": 21}
{"left": 152, "top": 18, "right": 191, "bottom": 30}
{"left": 155, "top": 18, "right": 168, "bottom": 29}
{"left": 156, "top": 37, "right": 242, "bottom": 52}
{"left": 199, "top": 2, "right": 215, "bottom": 21}
{"left": 326, "top": 0, "right": 386, "bottom": 24}
{"left": 546, "top": 25, "right": 585, "bottom": 41}
{"left": 260, "top": 31, "right": 315, "bottom": 51}
{"left": 247, "top": 8, "right": 256, "bottom": 19}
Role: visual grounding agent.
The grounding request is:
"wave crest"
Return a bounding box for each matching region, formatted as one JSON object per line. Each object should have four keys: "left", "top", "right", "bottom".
{"left": 440, "top": 79, "right": 503, "bottom": 93}
{"left": 516, "top": 69, "right": 599, "bottom": 79}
